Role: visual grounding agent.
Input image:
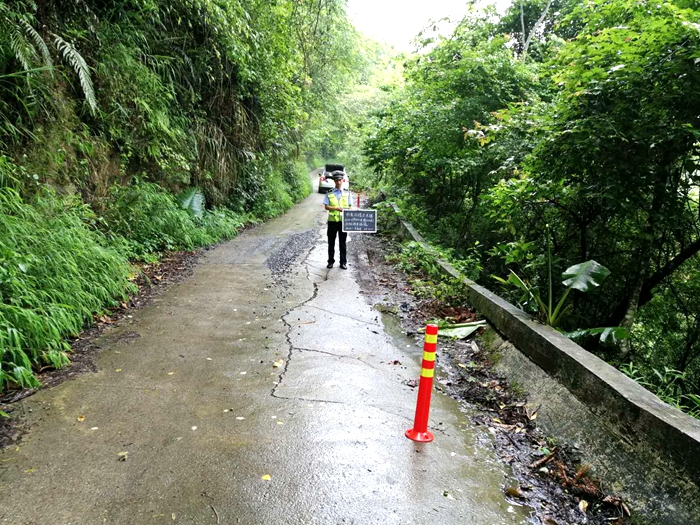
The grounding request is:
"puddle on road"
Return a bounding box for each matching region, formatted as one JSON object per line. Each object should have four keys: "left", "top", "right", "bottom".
{"left": 379, "top": 310, "right": 424, "bottom": 363}
{"left": 378, "top": 310, "right": 535, "bottom": 524}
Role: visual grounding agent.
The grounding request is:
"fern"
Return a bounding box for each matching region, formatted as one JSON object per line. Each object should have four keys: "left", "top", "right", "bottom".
{"left": 9, "top": 27, "right": 36, "bottom": 71}
{"left": 177, "top": 187, "right": 206, "bottom": 219}
{"left": 21, "top": 19, "right": 53, "bottom": 68}
{"left": 52, "top": 34, "right": 97, "bottom": 113}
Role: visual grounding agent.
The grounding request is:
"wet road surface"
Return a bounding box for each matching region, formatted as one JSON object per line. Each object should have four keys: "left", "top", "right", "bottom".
{"left": 0, "top": 182, "right": 531, "bottom": 524}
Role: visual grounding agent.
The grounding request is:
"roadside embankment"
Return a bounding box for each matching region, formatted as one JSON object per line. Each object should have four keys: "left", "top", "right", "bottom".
{"left": 388, "top": 204, "right": 700, "bottom": 525}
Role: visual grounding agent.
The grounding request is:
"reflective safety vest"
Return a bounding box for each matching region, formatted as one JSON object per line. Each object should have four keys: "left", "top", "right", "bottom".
{"left": 327, "top": 192, "right": 350, "bottom": 222}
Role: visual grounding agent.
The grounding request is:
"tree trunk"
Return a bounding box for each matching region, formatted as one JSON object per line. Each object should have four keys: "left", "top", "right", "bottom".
{"left": 619, "top": 267, "right": 645, "bottom": 359}
{"left": 521, "top": 0, "right": 554, "bottom": 59}
{"left": 519, "top": 1, "right": 526, "bottom": 54}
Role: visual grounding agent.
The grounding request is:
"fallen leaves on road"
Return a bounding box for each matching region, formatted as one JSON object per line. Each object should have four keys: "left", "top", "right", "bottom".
{"left": 505, "top": 486, "right": 525, "bottom": 499}
{"left": 77, "top": 415, "right": 85, "bottom": 422}
{"left": 437, "top": 321, "right": 487, "bottom": 340}
{"left": 261, "top": 474, "right": 271, "bottom": 481}
{"left": 273, "top": 359, "right": 284, "bottom": 368}
{"left": 117, "top": 451, "right": 128, "bottom": 461}
{"left": 529, "top": 448, "right": 558, "bottom": 469}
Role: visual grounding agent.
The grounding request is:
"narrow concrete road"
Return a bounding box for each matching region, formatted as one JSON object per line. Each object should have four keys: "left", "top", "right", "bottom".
{"left": 0, "top": 181, "right": 530, "bottom": 524}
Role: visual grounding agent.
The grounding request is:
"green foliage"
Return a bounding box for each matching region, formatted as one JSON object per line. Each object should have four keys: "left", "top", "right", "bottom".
{"left": 0, "top": 187, "right": 134, "bottom": 390}
{"left": 0, "top": 1, "right": 98, "bottom": 144}
{"left": 564, "top": 326, "right": 630, "bottom": 345}
{"left": 2, "top": 0, "right": 357, "bottom": 202}
{"left": 52, "top": 34, "right": 96, "bottom": 114}
{"left": 103, "top": 182, "right": 243, "bottom": 259}
{"left": 621, "top": 362, "right": 700, "bottom": 419}
{"left": 494, "top": 259, "right": 611, "bottom": 328}
{"left": 364, "top": 17, "right": 539, "bottom": 253}
{"left": 0, "top": 0, "right": 356, "bottom": 394}
{"left": 177, "top": 188, "right": 206, "bottom": 219}
{"left": 362, "top": 0, "right": 700, "bottom": 415}
{"left": 247, "top": 160, "right": 312, "bottom": 220}
{"left": 306, "top": 38, "right": 402, "bottom": 190}
{"left": 386, "top": 241, "right": 478, "bottom": 307}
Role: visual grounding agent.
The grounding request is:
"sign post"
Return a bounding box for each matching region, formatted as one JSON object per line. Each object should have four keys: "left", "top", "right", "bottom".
{"left": 342, "top": 209, "right": 377, "bottom": 233}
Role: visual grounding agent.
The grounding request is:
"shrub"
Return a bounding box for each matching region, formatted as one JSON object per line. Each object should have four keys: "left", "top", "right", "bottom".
{"left": 103, "top": 182, "right": 244, "bottom": 259}
{"left": 248, "top": 160, "right": 312, "bottom": 220}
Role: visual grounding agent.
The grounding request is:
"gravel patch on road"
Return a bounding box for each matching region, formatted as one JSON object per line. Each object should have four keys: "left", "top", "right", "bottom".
{"left": 265, "top": 230, "right": 317, "bottom": 289}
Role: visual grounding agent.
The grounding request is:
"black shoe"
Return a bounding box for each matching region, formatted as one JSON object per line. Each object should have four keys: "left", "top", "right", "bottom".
{"left": 340, "top": 264, "right": 347, "bottom": 270}
{"left": 327, "top": 263, "right": 333, "bottom": 269}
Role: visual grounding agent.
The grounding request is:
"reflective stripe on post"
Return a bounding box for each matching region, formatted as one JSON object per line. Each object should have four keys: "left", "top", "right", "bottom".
{"left": 405, "top": 324, "right": 438, "bottom": 443}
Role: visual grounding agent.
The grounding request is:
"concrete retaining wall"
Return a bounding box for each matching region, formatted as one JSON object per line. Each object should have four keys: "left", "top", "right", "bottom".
{"left": 390, "top": 204, "right": 700, "bottom": 524}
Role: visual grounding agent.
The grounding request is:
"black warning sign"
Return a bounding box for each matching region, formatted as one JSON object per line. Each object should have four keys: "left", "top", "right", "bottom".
{"left": 342, "top": 209, "right": 377, "bottom": 233}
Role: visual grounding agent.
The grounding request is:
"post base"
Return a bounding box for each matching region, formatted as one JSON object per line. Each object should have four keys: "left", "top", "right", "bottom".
{"left": 405, "top": 428, "right": 434, "bottom": 442}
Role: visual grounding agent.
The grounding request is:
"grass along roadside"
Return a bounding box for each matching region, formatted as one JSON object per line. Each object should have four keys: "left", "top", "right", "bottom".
{"left": 0, "top": 166, "right": 312, "bottom": 396}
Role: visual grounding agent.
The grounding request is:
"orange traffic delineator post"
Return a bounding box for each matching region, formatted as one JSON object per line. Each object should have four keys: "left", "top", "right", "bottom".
{"left": 405, "top": 324, "right": 438, "bottom": 442}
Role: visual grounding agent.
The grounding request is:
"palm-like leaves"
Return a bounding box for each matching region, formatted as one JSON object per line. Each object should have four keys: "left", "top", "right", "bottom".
{"left": 0, "top": 5, "right": 97, "bottom": 142}
{"left": 52, "top": 34, "right": 97, "bottom": 113}
{"left": 20, "top": 19, "right": 52, "bottom": 68}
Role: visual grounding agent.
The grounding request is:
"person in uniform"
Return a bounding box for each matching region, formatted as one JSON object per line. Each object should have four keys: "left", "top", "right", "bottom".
{"left": 323, "top": 171, "right": 351, "bottom": 269}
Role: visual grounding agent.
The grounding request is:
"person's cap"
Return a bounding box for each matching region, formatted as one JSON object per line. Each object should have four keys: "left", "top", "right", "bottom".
{"left": 330, "top": 171, "right": 344, "bottom": 180}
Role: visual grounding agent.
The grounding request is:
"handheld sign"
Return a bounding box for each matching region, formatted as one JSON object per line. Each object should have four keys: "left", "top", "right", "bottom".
{"left": 342, "top": 209, "right": 377, "bottom": 233}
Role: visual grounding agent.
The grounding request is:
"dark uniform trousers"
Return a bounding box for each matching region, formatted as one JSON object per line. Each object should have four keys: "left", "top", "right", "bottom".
{"left": 327, "top": 221, "right": 347, "bottom": 265}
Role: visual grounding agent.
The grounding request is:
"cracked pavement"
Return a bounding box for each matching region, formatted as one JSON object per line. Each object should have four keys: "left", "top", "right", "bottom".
{"left": 0, "top": 180, "right": 531, "bottom": 524}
